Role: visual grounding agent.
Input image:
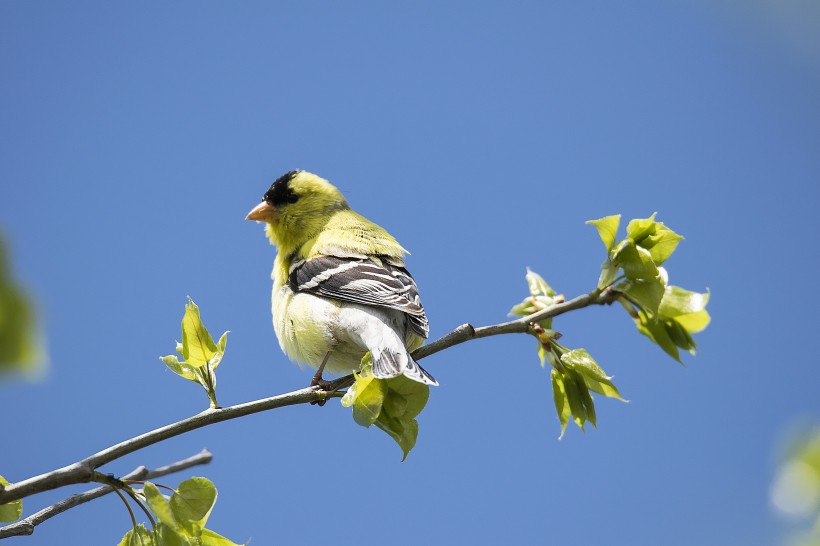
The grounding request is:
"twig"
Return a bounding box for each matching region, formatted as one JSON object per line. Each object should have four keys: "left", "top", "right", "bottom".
{"left": 413, "top": 288, "right": 615, "bottom": 360}
{"left": 0, "top": 288, "right": 614, "bottom": 511}
{"left": 0, "top": 449, "right": 212, "bottom": 539}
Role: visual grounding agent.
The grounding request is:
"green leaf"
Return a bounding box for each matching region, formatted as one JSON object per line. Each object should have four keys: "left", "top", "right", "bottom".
{"left": 560, "top": 349, "right": 625, "bottom": 400}
{"left": 625, "top": 214, "right": 683, "bottom": 265}
{"left": 613, "top": 240, "right": 659, "bottom": 281}
{"left": 170, "top": 477, "right": 217, "bottom": 535}
{"left": 659, "top": 286, "right": 710, "bottom": 317}
{"left": 635, "top": 314, "right": 681, "bottom": 362}
{"left": 674, "top": 310, "right": 711, "bottom": 334}
{"left": 537, "top": 343, "right": 548, "bottom": 367}
{"left": 569, "top": 368, "right": 597, "bottom": 427}
{"left": 625, "top": 213, "right": 658, "bottom": 244}
{"left": 143, "top": 482, "right": 179, "bottom": 532}
{"left": 383, "top": 375, "right": 429, "bottom": 420}
{"left": 0, "top": 237, "right": 44, "bottom": 377}
{"left": 562, "top": 372, "right": 587, "bottom": 430}
{"left": 343, "top": 359, "right": 429, "bottom": 459}
{"left": 586, "top": 214, "right": 621, "bottom": 252}
{"left": 643, "top": 225, "right": 683, "bottom": 265}
{"left": 374, "top": 415, "right": 419, "bottom": 462}
{"left": 181, "top": 298, "right": 217, "bottom": 368}
{"left": 200, "top": 528, "right": 246, "bottom": 546}
{"left": 340, "top": 382, "right": 358, "bottom": 407}
{"left": 551, "top": 370, "right": 571, "bottom": 438}
{"left": 160, "top": 355, "right": 197, "bottom": 380}
{"left": 509, "top": 300, "right": 538, "bottom": 317}
{"left": 509, "top": 295, "right": 556, "bottom": 323}
{"left": 162, "top": 300, "right": 228, "bottom": 407}
{"left": 526, "top": 268, "right": 555, "bottom": 297}
{"left": 0, "top": 475, "right": 22, "bottom": 523}
{"left": 211, "top": 331, "right": 230, "bottom": 370}
{"left": 659, "top": 286, "right": 711, "bottom": 336}
{"left": 118, "top": 523, "right": 157, "bottom": 546}
{"left": 348, "top": 373, "right": 388, "bottom": 427}
{"left": 158, "top": 523, "right": 192, "bottom": 546}
{"left": 665, "top": 319, "right": 697, "bottom": 354}
{"left": 374, "top": 374, "right": 430, "bottom": 460}
{"left": 616, "top": 276, "right": 666, "bottom": 316}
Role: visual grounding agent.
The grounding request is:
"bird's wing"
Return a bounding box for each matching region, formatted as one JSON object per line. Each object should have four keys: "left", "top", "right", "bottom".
{"left": 288, "top": 255, "right": 429, "bottom": 338}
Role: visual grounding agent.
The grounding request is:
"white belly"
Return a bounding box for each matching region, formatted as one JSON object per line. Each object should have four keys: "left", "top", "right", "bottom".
{"left": 272, "top": 284, "right": 365, "bottom": 375}
{"left": 271, "top": 284, "right": 424, "bottom": 376}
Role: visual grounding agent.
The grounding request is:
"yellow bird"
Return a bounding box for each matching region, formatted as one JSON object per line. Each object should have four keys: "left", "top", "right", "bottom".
{"left": 246, "top": 170, "right": 437, "bottom": 386}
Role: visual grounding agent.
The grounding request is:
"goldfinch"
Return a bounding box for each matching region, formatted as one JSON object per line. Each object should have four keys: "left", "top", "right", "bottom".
{"left": 246, "top": 170, "right": 437, "bottom": 386}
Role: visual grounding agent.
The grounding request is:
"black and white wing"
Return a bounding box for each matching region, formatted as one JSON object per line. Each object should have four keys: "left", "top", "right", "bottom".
{"left": 288, "top": 255, "right": 429, "bottom": 338}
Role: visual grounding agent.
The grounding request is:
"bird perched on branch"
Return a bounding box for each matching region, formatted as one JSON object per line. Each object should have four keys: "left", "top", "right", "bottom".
{"left": 246, "top": 170, "right": 437, "bottom": 386}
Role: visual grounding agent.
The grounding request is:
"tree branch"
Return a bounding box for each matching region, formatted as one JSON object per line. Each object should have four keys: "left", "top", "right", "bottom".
{"left": 0, "top": 287, "right": 615, "bottom": 511}
{"left": 413, "top": 288, "right": 615, "bottom": 360}
{"left": 0, "top": 387, "right": 327, "bottom": 506}
{"left": 0, "top": 449, "right": 212, "bottom": 539}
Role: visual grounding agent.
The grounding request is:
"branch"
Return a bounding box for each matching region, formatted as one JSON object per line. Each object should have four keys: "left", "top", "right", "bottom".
{"left": 0, "top": 449, "right": 212, "bottom": 539}
{"left": 413, "top": 288, "right": 616, "bottom": 360}
{"left": 322, "top": 288, "right": 616, "bottom": 392}
{"left": 0, "top": 387, "right": 328, "bottom": 506}
{"left": 0, "top": 287, "right": 614, "bottom": 509}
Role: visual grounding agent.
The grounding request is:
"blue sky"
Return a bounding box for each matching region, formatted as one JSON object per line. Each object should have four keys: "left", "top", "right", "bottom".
{"left": 2, "top": 2, "right": 819, "bottom": 544}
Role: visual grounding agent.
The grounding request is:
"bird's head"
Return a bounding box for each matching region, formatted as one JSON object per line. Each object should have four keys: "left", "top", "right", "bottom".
{"left": 246, "top": 170, "right": 350, "bottom": 252}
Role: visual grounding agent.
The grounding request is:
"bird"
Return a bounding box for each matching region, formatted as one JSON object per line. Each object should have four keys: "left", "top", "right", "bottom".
{"left": 246, "top": 170, "right": 438, "bottom": 387}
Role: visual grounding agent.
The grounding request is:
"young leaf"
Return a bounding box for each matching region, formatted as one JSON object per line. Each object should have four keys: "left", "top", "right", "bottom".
{"left": 625, "top": 213, "right": 659, "bottom": 244}
{"left": 635, "top": 314, "right": 682, "bottom": 362}
{"left": 143, "top": 482, "right": 180, "bottom": 532}
{"left": 560, "top": 349, "right": 625, "bottom": 401}
{"left": 157, "top": 523, "right": 192, "bottom": 546}
{"left": 0, "top": 237, "right": 44, "bottom": 376}
{"left": 118, "top": 523, "right": 157, "bottom": 546}
{"left": 343, "top": 358, "right": 429, "bottom": 459}
{"left": 340, "top": 382, "right": 358, "bottom": 407}
{"left": 162, "top": 299, "right": 228, "bottom": 407}
{"left": 526, "top": 268, "right": 555, "bottom": 297}
{"left": 586, "top": 214, "right": 621, "bottom": 252}
{"left": 643, "top": 224, "right": 683, "bottom": 265}
{"left": 673, "top": 310, "right": 711, "bottom": 334}
{"left": 376, "top": 376, "right": 430, "bottom": 460}
{"left": 551, "top": 370, "right": 571, "bottom": 438}
{"left": 569, "top": 368, "right": 597, "bottom": 427}
{"left": 659, "top": 286, "right": 710, "bottom": 320}
{"left": 375, "top": 415, "right": 419, "bottom": 462}
{"left": 382, "top": 375, "right": 429, "bottom": 421}
{"left": 211, "top": 331, "right": 230, "bottom": 370}
{"left": 665, "top": 319, "right": 697, "bottom": 354}
{"left": 160, "top": 355, "right": 197, "bottom": 381}
{"left": 562, "top": 372, "right": 588, "bottom": 430}
{"left": 625, "top": 214, "right": 683, "bottom": 265}
{"left": 509, "top": 300, "right": 539, "bottom": 317}
{"left": 616, "top": 277, "right": 666, "bottom": 316}
{"left": 181, "top": 298, "right": 218, "bottom": 368}
{"left": 0, "top": 475, "right": 22, "bottom": 523}
{"left": 200, "top": 528, "right": 247, "bottom": 546}
{"left": 612, "top": 240, "right": 659, "bottom": 281}
{"left": 347, "top": 374, "right": 388, "bottom": 428}
{"left": 537, "top": 343, "right": 548, "bottom": 367}
{"left": 170, "top": 477, "right": 217, "bottom": 535}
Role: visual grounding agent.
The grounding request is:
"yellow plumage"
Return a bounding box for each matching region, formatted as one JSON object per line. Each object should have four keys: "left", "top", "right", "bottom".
{"left": 247, "top": 170, "right": 436, "bottom": 385}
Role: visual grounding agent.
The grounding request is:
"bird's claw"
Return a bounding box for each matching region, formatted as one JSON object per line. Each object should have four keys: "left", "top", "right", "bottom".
{"left": 309, "top": 353, "right": 333, "bottom": 406}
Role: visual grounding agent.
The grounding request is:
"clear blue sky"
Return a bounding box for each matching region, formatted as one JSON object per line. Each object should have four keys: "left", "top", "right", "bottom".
{"left": 2, "top": 2, "right": 819, "bottom": 544}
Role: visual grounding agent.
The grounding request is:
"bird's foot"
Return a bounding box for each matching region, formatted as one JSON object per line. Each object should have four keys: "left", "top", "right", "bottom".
{"left": 309, "top": 353, "right": 334, "bottom": 406}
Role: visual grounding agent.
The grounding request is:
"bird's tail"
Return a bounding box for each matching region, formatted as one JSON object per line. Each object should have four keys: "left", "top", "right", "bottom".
{"left": 371, "top": 349, "right": 438, "bottom": 386}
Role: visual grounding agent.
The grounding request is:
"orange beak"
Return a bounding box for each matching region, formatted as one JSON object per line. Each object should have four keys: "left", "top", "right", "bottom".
{"left": 245, "top": 201, "right": 275, "bottom": 222}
